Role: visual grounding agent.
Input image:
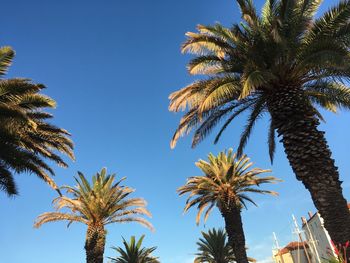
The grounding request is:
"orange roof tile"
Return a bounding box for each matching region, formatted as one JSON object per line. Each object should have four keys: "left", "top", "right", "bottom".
{"left": 275, "top": 242, "right": 309, "bottom": 256}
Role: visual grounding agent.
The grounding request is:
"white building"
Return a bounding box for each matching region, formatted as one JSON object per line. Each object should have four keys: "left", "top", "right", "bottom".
{"left": 301, "top": 207, "right": 348, "bottom": 261}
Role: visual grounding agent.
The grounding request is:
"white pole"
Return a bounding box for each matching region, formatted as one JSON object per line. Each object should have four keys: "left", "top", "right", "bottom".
{"left": 273, "top": 232, "right": 285, "bottom": 263}
{"left": 292, "top": 214, "right": 312, "bottom": 263}
{"left": 304, "top": 219, "right": 321, "bottom": 263}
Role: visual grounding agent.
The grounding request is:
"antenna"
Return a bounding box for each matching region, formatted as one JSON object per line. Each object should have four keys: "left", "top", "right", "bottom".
{"left": 292, "top": 214, "right": 312, "bottom": 263}
{"left": 273, "top": 232, "right": 285, "bottom": 263}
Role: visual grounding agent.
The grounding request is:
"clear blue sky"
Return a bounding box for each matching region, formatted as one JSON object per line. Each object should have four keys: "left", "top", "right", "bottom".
{"left": 0, "top": 0, "right": 349, "bottom": 262}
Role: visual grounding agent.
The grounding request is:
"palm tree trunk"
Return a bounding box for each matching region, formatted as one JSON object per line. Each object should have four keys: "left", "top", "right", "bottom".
{"left": 268, "top": 87, "right": 350, "bottom": 247}
{"left": 221, "top": 205, "right": 249, "bottom": 263}
{"left": 85, "top": 224, "right": 106, "bottom": 263}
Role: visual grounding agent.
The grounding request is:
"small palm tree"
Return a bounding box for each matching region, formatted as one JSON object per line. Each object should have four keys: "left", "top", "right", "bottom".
{"left": 194, "top": 228, "right": 256, "bottom": 263}
{"left": 34, "top": 168, "right": 153, "bottom": 263}
{"left": 108, "top": 235, "right": 160, "bottom": 263}
{"left": 169, "top": 0, "right": 350, "bottom": 245}
{"left": 178, "top": 149, "right": 279, "bottom": 263}
{"left": 194, "top": 228, "right": 235, "bottom": 263}
{"left": 0, "top": 45, "right": 74, "bottom": 196}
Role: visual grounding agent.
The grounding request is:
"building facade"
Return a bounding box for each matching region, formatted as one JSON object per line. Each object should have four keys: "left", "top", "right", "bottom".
{"left": 273, "top": 242, "right": 311, "bottom": 263}
{"left": 301, "top": 204, "right": 350, "bottom": 262}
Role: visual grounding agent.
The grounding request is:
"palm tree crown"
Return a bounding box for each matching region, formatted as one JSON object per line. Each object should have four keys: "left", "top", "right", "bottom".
{"left": 34, "top": 168, "right": 153, "bottom": 229}
{"left": 109, "top": 235, "right": 160, "bottom": 263}
{"left": 178, "top": 149, "right": 279, "bottom": 225}
{"left": 169, "top": 0, "right": 350, "bottom": 158}
{"left": 0, "top": 46, "right": 74, "bottom": 196}
{"left": 194, "top": 228, "right": 236, "bottom": 263}
{"left": 194, "top": 228, "right": 256, "bottom": 263}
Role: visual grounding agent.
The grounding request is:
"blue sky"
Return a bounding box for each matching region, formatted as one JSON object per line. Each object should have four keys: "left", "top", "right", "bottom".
{"left": 0, "top": 0, "right": 349, "bottom": 262}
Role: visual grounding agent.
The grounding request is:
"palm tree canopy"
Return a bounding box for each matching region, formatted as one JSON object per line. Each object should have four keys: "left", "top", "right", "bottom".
{"left": 0, "top": 45, "right": 74, "bottom": 196}
{"left": 34, "top": 168, "right": 153, "bottom": 229}
{"left": 108, "top": 235, "right": 160, "bottom": 263}
{"left": 195, "top": 228, "right": 235, "bottom": 263}
{"left": 169, "top": 0, "right": 350, "bottom": 160}
{"left": 178, "top": 149, "right": 279, "bottom": 225}
{"left": 194, "top": 228, "right": 256, "bottom": 263}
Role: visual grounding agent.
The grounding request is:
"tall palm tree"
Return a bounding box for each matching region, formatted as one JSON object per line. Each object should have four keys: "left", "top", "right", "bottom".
{"left": 34, "top": 168, "right": 153, "bottom": 263}
{"left": 169, "top": 0, "right": 350, "bottom": 245}
{"left": 194, "top": 228, "right": 256, "bottom": 263}
{"left": 108, "top": 235, "right": 160, "bottom": 263}
{"left": 0, "top": 45, "right": 74, "bottom": 196}
{"left": 178, "top": 149, "right": 279, "bottom": 263}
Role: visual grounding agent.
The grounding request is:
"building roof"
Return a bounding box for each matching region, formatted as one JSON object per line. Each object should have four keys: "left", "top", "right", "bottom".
{"left": 276, "top": 242, "right": 309, "bottom": 256}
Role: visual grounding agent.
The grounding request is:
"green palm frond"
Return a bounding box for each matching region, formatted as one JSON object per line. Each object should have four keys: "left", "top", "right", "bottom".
{"left": 194, "top": 228, "right": 256, "bottom": 263}
{"left": 237, "top": 96, "right": 266, "bottom": 156}
{"left": 192, "top": 99, "right": 255, "bottom": 148}
{"left": 304, "top": 0, "right": 350, "bottom": 43}
{"left": 268, "top": 119, "right": 276, "bottom": 163}
{"left": 109, "top": 235, "right": 160, "bottom": 263}
{"left": 195, "top": 228, "right": 235, "bottom": 263}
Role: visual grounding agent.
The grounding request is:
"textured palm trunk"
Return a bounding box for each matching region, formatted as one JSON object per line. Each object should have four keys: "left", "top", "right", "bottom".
{"left": 85, "top": 224, "right": 106, "bottom": 263}
{"left": 221, "top": 205, "right": 249, "bottom": 263}
{"left": 268, "top": 87, "right": 350, "bottom": 247}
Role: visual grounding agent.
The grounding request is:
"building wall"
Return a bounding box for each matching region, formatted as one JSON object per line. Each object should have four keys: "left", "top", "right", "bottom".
{"left": 273, "top": 248, "right": 310, "bottom": 263}
{"left": 290, "top": 248, "right": 310, "bottom": 263}
{"left": 273, "top": 251, "right": 294, "bottom": 263}
{"left": 302, "top": 213, "right": 336, "bottom": 261}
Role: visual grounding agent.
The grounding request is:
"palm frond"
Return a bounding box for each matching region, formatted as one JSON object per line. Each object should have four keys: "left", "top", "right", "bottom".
{"left": 0, "top": 46, "right": 15, "bottom": 77}
{"left": 237, "top": 97, "right": 266, "bottom": 156}
{"left": 35, "top": 169, "right": 153, "bottom": 231}
{"left": 178, "top": 149, "right": 280, "bottom": 224}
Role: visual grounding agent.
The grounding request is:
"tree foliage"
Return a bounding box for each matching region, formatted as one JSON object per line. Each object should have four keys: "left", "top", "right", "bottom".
{"left": 109, "top": 235, "right": 160, "bottom": 263}
{"left": 34, "top": 168, "right": 153, "bottom": 230}
{"left": 0, "top": 46, "right": 74, "bottom": 196}
{"left": 169, "top": 0, "right": 350, "bottom": 159}
{"left": 178, "top": 149, "right": 279, "bottom": 225}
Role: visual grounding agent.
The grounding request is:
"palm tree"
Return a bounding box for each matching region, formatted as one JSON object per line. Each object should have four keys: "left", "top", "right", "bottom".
{"left": 0, "top": 45, "right": 74, "bottom": 196}
{"left": 194, "top": 228, "right": 256, "bottom": 263}
{"left": 169, "top": 0, "right": 350, "bottom": 245}
{"left": 195, "top": 228, "right": 234, "bottom": 263}
{"left": 34, "top": 168, "right": 153, "bottom": 263}
{"left": 178, "top": 149, "right": 279, "bottom": 263}
{"left": 108, "top": 235, "right": 160, "bottom": 263}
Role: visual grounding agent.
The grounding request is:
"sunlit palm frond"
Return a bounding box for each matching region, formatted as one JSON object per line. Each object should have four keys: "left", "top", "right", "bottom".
{"left": 0, "top": 46, "right": 15, "bottom": 77}
{"left": 34, "top": 212, "right": 87, "bottom": 228}
{"left": 305, "top": 81, "right": 350, "bottom": 112}
{"left": 35, "top": 169, "right": 153, "bottom": 231}
{"left": 178, "top": 149, "right": 279, "bottom": 224}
